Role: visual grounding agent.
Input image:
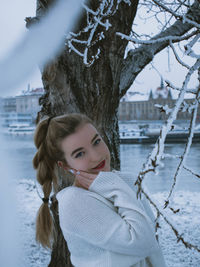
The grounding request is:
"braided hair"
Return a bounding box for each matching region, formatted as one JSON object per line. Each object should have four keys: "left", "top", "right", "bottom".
{"left": 33, "top": 113, "right": 94, "bottom": 248}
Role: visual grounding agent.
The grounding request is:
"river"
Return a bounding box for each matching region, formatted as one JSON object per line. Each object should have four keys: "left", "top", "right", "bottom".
{"left": 3, "top": 135, "right": 200, "bottom": 193}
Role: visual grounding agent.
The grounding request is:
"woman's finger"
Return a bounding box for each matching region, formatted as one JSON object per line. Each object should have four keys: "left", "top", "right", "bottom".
{"left": 77, "top": 170, "right": 97, "bottom": 180}
{"left": 75, "top": 171, "right": 97, "bottom": 190}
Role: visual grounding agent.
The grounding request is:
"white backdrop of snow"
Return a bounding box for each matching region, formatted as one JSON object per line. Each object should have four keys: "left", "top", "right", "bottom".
{"left": 16, "top": 179, "right": 200, "bottom": 267}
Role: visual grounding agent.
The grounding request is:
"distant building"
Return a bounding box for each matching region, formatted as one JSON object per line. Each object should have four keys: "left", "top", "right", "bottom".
{"left": 118, "top": 80, "right": 199, "bottom": 121}
{"left": 0, "top": 112, "right": 33, "bottom": 127}
{"left": 16, "top": 87, "right": 44, "bottom": 119}
{"left": 1, "top": 97, "right": 17, "bottom": 113}
{"left": 0, "top": 86, "right": 44, "bottom": 126}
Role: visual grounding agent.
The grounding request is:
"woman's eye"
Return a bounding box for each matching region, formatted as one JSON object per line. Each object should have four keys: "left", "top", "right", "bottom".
{"left": 75, "top": 151, "right": 84, "bottom": 158}
{"left": 94, "top": 138, "right": 101, "bottom": 146}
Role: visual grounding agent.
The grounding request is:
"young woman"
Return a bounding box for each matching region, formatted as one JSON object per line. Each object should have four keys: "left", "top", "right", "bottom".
{"left": 33, "top": 113, "right": 167, "bottom": 267}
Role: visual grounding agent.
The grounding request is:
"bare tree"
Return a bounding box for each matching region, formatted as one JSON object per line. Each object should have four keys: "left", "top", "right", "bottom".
{"left": 27, "top": 0, "right": 200, "bottom": 266}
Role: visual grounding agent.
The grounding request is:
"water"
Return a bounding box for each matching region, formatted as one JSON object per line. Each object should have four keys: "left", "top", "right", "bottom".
{"left": 120, "top": 143, "right": 200, "bottom": 193}
{"left": 2, "top": 135, "right": 200, "bottom": 193}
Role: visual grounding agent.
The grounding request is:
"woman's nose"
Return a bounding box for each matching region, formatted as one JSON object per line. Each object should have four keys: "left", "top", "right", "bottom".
{"left": 89, "top": 148, "right": 101, "bottom": 162}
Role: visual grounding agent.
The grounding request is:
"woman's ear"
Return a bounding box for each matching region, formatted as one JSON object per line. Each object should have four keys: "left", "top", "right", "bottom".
{"left": 57, "top": 161, "right": 68, "bottom": 170}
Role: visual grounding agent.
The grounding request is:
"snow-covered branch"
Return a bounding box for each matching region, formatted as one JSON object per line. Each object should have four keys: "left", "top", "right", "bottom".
{"left": 119, "top": 1, "right": 200, "bottom": 94}
{"left": 169, "top": 41, "right": 190, "bottom": 69}
{"left": 65, "top": 0, "right": 130, "bottom": 66}
{"left": 138, "top": 186, "right": 200, "bottom": 252}
{"left": 183, "top": 165, "right": 200, "bottom": 179}
{"left": 134, "top": 59, "right": 200, "bottom": 251}
{"left": 154, "top": 104, "right": 172, "bottom": 115}
{"left": 116, "top": 30, "right": 197, "bottom": 45}
{"left": 165, "top": 87, "right": 200, "bottom": 207}
{"left": 184, "top": 32, "right": 200, "bottom": 54}
{"left": 165, "top": 79, "right": 198, "bottom": 94}
{"left": 151, "top": 0, "right": 200, "bottom": 30}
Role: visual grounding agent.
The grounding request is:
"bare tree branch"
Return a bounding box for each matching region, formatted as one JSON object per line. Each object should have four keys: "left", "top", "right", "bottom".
{"left": 119, "top": 0, "right": 200, "bottom": 96}
{"left": 183, "top": 165, "right": 200, "bottom": 179}
{"left": 165, "top": 86, "right": 200, "bottom": 207}
{"left": 165, "top": 79, "right": 198, "bottom": 94}
{"left": 138, "top": 186, "right": 200, "bottom": 252}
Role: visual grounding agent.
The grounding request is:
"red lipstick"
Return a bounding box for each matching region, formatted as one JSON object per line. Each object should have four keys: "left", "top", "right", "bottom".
{"left": 93, "top": 160, "right": 105, "bottom": 170}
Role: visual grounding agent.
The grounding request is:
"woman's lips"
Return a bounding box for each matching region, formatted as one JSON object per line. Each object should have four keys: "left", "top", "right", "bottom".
{"left": 93, "top": 160, "right": 106, "bottom": 170}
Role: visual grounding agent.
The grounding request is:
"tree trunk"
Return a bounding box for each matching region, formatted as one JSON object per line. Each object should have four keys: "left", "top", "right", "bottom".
{"left": 34, "top": 1, "right": 139, "bottom": 266}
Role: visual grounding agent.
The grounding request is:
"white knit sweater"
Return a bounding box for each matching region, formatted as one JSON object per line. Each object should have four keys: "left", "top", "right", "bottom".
{"left": 57, "top": 170, "right": 167, "bottom": 267}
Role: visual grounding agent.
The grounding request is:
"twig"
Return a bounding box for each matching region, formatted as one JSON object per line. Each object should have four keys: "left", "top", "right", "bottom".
{"left": 139, "top": 186, "right": 200, "bottom": 252}
{"left": 116, "top": 30, "right": 197, "bottom": 45}
{"left": 169, "top": 41, "right": 190, "bottom": 69}
{"left": 165, "top": 90, "right": 199, "bottom": 206}
{"left": 183, "top": 165, "right": 200, "bottom": 178}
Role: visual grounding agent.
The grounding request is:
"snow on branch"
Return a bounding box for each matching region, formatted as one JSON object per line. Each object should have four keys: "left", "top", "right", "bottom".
{"left": 154, "top": 104, "right": 172, "bottom": 115}
{"left": 184, "top": 32, "right": 200, "bottom": 59}
{"left": 183, "top": 165, "right": 200, "bottom": 179}
{"left": 169, "top": 41, "right": 190, "bottom": 69}
{"left": 179, "top": 100, "right": 197, "bottom": 114}
{"left": 134, "top": 59, "right": 200, "bottom": 251}
{"left": 152, "top": 0, "right": 186, "bottom": 19}
{"left": 152, "top": 0, "right": 200, "bottom": 29}
{"left": 165, "top": 79, "right": 198, "bottom": 94}
{"left": 162, "top": 153, "right": 200, "bottom": 179}
{"left": 116, "top": 30, "right": 197, "bottom": 45}
{"left": 165, "top": 88, "right": 200, "bottom": 207}
{"left": 184, "top": 32, "right": 200, "bottom": 53}
{"left": 162, "top": 153, "right": 181, "bottom": 159}
{"left": 139, "top": 186, "right": 200, "bottom": 252}
{"left": 65, "top": 0, "right": 130, "bottom": 66}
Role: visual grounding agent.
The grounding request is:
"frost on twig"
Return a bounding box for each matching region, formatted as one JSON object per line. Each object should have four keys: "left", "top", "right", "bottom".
{"left": 116, "top": 30, "right": 197, "bottom": 45}
{"left": 165, "top": 79, "right": 198, "bottom": 94}
{"left": 165, "top": 87, "right": 200, "bottom": 207}
{"left": 139, "top": 186, "right": 200, "bottom": 252}
{"left": 134, "top": 59, "right": 200, "bottom": 251}
{"left": 183, "top": 165, "right": 200, "bottom": 179}
{"left": 65, "top": 0, "right": 130, "bottom": 66}
{"left": 154, "top": 104, "right": 172, "bottom": 115}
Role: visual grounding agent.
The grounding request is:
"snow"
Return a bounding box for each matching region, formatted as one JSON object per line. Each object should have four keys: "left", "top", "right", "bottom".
{"left": 16, "top": 179, "right": 200, "bottom": 267}
{"left": 16, "top": 180, "right": 51, "bottom": 267}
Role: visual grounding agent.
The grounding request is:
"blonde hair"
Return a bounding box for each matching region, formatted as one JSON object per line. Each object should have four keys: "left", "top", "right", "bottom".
{"left": 33, "top": 113, "right": 94, "bottom": 248}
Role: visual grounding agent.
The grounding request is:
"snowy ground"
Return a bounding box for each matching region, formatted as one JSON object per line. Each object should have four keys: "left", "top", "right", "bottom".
{"left": 16, "top": 179, "right": 200, "bottom": 267}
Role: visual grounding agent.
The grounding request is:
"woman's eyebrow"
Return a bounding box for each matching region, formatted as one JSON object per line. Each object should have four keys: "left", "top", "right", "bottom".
{"left": 71, "top": 133, "right": 99, "bottom": 157}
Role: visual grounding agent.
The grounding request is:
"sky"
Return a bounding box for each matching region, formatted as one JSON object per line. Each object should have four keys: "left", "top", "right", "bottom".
{"left": 0, "top": 1, "right": 198, "bottom": 99}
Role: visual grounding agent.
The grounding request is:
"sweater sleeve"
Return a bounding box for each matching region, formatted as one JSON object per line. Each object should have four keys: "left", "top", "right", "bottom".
{"left": 57, "top": 171, "right": 160, "bottom": 258}
{"left": 114, "top": 171, "right": 157, "bottom": 225}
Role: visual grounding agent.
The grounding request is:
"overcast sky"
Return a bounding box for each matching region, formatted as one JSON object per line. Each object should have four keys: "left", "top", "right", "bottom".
{"left": 0, "top": 1, "right": 198, "bottom": 99}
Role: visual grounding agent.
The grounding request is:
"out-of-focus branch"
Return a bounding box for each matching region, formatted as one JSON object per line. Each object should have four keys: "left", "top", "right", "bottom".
{"left": 165, "top": 86, "right": 200, "bottom": 208}
{"left": 134, "top": 60, "right": 200, "bottom": 249}
{"left": 138, "top": 186, "right": 200, "bottom": 252}
{"left": 169, "top": 41, "right": 190, "bottom": 69}
{"left": 137, "top": 59, "right": 200, "bottom": 188}
{"left": 183, "top": 166, "right": 200, "bottom": 179}
{"left": 165, "top": 79, "right": 198, "bottom": 94}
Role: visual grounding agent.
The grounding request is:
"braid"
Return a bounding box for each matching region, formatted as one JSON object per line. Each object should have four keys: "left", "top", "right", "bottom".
{"left": 33, "top": 117, "right": 55, "bottom": 248}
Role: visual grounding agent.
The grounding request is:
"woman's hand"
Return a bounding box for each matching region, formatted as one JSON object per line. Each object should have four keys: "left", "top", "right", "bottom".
{"left": 73, "top": 170, "right": 98, "bottom": 190}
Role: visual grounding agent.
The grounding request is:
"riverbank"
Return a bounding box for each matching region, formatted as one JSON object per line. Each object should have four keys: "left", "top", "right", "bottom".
{"left": 120, "top": 132, "right": 200, "bottom": 144}
{"left": 16, "top": 179, "right": 200, "bottom": 267}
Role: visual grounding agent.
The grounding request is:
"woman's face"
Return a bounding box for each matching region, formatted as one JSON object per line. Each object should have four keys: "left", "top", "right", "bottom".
{"left": 60, "top": 123, "right": 111, "bottom": 174}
